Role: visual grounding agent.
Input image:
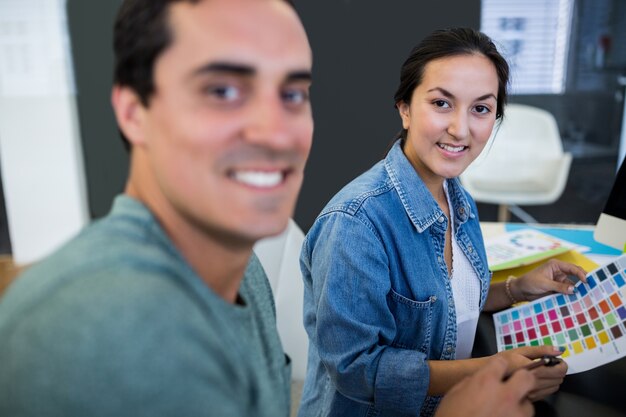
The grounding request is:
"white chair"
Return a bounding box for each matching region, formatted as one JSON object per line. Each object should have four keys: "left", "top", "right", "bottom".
{"left": 460, "top": 104, "right": 572, "bottom": 223}
{"left": 254, "top": 219, "right": 309, "bottom": 382}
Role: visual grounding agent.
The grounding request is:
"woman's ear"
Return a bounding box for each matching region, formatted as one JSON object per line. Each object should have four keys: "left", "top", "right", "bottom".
{"left": 111, "top": 85, "right": 147, "bottom": 147}
{"left": 397, "top": 101, "right": 411, "bottom": 130}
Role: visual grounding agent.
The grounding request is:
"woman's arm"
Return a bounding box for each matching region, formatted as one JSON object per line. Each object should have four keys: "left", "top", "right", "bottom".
{"left": 304, "top": 212, "right": 431, "bottom": 414}
{"left": 429, "top": 345, "right": 566, "bottom": 399}
{"left": 484, "top": 259, "right": 588, "bottom": 312}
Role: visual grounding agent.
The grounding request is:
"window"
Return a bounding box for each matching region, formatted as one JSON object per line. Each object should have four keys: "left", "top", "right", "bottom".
{"left": 481, "top": 0, "right": 574, "bottom": 94}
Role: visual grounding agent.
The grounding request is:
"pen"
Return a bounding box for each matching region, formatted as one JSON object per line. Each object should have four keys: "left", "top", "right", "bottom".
{"left": 503, "top": 355, "right": 561, "bottom": 381}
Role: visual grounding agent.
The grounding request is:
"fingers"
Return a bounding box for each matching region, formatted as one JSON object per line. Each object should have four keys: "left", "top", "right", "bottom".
{"left": 547, "top": 259, "right": 588, "bottom": 282}
{"left": 528, "top": 359, "right": 567, "bottom": 401}
{"left": 506, "top": 368, "right": 536, "bottom": 400}
{"left": 533, "top": 358, "right": 568, "bottom": 378}
{"left": 528, "top": 385, "right": 560, "bottom": 402}
{"left": 546, "top": 279, "right": 576, "bottom": 295}
{"left": 518, "top": 400, "right": 535, "bottom": 417}
{"left": 435, "top": 357, "right": 534, "bottom": 417}
{"left": 533, "top": 360, "right": 566, "bottom": 386}
{"left": 484, "top": 355, "right": 509, "bottom": 376}
{"left": 512, "top": 345, "right": 564, "bottom": 360}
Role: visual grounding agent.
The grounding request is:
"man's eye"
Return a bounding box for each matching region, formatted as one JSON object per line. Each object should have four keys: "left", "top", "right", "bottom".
{"left": 282, "top": 89, "right": 309, "bottom": 105}
{"left": 205, "top": 85, "right": 241, "bottom": 101}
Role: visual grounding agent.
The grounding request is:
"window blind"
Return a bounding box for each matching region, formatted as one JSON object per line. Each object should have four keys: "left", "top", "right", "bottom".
{"left": 481, "top": 0, "right": 574, "bottom": 94}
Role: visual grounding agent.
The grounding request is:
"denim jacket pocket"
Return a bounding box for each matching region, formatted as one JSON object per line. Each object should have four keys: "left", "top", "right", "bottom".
{"left": 387, "top": 289, "right": 435, "bottom": 353}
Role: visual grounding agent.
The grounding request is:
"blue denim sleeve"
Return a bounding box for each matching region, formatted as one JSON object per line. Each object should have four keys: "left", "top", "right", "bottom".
{"left": 305, "top": 211, "right": 431, "bottom": 414}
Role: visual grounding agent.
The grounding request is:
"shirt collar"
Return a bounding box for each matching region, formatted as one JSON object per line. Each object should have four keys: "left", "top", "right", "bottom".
{"left": 384, "top": 140, "right": 472, "bottom": 232}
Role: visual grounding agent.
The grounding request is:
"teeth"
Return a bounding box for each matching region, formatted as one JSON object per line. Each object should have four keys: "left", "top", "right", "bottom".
{"left": 232, "top": 170, "right": 284, "bottom": 188}
{"left": 438, "top": 143, "right": 465, "bottom": 153}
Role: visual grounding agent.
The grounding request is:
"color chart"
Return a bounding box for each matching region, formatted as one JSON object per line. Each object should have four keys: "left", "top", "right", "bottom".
{"left": 494, "top": 254, "right": 626, "bottom": 374}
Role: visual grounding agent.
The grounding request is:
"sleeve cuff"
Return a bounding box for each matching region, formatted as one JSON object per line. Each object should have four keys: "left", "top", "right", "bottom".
{"left": 374, "top": 347, "right": 430, "bottom": 414}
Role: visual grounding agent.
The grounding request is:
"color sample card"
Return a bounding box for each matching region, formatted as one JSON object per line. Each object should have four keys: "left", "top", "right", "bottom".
{"left": 494, "top": 254, "right": 626, "bottom": 374}
{"left": 486, "top": 229, "right": 579, "bottom": 271}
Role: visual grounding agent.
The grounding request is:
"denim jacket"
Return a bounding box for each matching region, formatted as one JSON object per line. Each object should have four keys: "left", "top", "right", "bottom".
{"left": 299, "top": 141, "right": 491, "bottom": 417}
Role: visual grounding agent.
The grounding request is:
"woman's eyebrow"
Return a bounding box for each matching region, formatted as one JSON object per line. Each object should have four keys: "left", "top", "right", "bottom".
{"left": 427, "top": 87, "right": 496, "bottom": 102}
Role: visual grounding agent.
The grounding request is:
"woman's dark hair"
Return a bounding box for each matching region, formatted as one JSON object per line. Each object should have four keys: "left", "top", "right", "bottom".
{"left": 393, "top": 27, "right": 510, "bottom": 142}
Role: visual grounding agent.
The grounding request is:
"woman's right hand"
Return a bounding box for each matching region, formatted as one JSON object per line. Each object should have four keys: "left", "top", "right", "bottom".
{"left": 495, "top": 345, "right": 567, "bottom": 401}
{"left": 435, "top": 357, "right": 535, "bottom": 417}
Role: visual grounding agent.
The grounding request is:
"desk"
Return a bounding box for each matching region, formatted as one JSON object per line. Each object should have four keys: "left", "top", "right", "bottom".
{"left": 0, "top": 255, "right": 24, "bottom": 295}
{"left": 480, "top": 222, "right": 622, "bottom": 266}
{"left": 475, "top": 222, "right": 626, "bottom": 416}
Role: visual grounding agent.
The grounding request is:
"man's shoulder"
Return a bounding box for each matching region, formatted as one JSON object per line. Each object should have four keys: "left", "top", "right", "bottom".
{"left": 0, "top": 214, "right": 204, "bottom": 339}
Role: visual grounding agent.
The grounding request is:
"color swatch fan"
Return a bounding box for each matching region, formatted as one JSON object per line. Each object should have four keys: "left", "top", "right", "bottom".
{"left": 493, "top": 254, "right": 626, "bottom": 374}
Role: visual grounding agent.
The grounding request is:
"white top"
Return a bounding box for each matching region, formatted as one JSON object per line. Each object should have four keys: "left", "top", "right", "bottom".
{"left": 444, "top": 182, "right": 481, "bottom": 359}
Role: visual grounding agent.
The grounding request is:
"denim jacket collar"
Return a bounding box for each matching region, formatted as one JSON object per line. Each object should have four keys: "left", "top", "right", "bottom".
{"left": 384, "top": 140, "right": 472, "bottom": 233}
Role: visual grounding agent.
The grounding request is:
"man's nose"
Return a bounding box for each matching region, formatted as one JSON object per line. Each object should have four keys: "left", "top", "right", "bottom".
{"left": 243, "top": 94, "right": 291, "bottom": 149}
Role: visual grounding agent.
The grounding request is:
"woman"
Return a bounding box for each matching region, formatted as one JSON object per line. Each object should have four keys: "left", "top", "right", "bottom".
{"left": 298, "top": 28, "right": 586, "bottom": 417}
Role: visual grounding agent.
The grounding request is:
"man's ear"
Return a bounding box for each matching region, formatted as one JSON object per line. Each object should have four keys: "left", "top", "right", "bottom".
{"left": 111, "top": 85, "right": 147, "bottom": 146}
{"left": 396, "top": 101, "right": 411, "bottom": 130}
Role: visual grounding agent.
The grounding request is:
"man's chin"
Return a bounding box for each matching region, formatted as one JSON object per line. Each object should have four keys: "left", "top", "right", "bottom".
{"left": 244, "top": 217, "right": 291, "bottom": 241}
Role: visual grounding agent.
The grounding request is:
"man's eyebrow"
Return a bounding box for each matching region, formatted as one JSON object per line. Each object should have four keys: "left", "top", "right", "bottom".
{"left": 191, "top": 62, "right": 255, "bottom": 78}
{"left": 190, "top": 62, "right": 312, "bottom": 83}
{"left": 192, "top": 62, "right": 313, "bottom": 82}
{"left": 286, "top": 71, "right": 312, "bottom": 83}
{"left": 427, "top": 87, "right": 496, "bottom": 101}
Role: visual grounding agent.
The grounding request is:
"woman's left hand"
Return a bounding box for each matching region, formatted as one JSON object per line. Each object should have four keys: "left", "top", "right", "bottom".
{"left": 512, "top": 259, "right": 588, "bottom": 302}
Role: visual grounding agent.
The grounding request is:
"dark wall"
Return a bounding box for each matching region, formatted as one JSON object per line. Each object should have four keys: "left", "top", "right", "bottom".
{"left": 293, "top": 1, "right": 480, "bottom": 230}
{"left": 67, "top": 0, "right": 126, "bottom": 219}
{"left": 67, "top": 0, "right": 480, "bottom": 227}
{"left": 0, "top": 157, "right": 12, "bottom": 255}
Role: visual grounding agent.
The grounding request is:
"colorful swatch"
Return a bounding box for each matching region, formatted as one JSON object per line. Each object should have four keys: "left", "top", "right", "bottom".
{"left": 494, "top": 254, "right": 626, "bottom": 374}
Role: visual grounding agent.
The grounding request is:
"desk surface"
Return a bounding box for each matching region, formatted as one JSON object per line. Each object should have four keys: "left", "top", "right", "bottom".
{"left": 0, "top": 255, "right": 23, "bottom": 295}
{"left": 480, "top": 221, "right": 595, "bottom": 238}
{"left": 480, "top": 222, "right": 621, "bottom": 266}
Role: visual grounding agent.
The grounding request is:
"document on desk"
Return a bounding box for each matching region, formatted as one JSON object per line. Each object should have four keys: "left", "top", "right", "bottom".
{"left": 504, "top": 224, "right": 622, "bottom": 258}
{"left": 485, "top": 228, "right": 582, "bottom": 272}
{"left": 494, "top": 254, "right": 626, "bottom": 374}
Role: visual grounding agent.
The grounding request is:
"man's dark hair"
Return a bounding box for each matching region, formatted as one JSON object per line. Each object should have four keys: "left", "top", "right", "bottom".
{"left": 113, "top": 0, "right": 200, "bottom": 149}
{"left": 112, "top": 0, "right": 295, "bottom": 149}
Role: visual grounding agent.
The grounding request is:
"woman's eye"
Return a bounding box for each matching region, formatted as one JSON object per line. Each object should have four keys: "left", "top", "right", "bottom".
{"left": 433, "top": 100, "right": 450, "bottom": 108}
{"left": 474, "top": 105, "right": 491, "bottom": 114}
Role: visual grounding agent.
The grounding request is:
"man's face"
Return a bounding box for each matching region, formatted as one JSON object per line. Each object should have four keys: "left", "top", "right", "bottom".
{"left": 124, "top": 0, "right": 313, "bottom": 246}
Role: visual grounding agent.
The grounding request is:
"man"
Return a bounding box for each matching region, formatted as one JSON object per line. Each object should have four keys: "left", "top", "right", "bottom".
{"left": 0, "top": 0, "right": 312, "bottom": 416}
{"left": 0, "top": 0, "right": 534, "bottom": 416}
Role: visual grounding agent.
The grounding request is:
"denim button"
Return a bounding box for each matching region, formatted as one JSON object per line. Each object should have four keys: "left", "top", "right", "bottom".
{"left": 437, "top": 256, "right": 443, "bottom": 263}
{"left": 446, "top": 346, "right": 453, "bottom": 353}
{"left": 438, "top": 216, "right": 445, "bottom": 223}
{"left": 468, "top": 244, "right": 473, "bottom": 253}
{"left": 458, "top": 207, "right": 465, "bottom": 216}
{"left": 430, "top": 295, "right": 437, "bottom": 303}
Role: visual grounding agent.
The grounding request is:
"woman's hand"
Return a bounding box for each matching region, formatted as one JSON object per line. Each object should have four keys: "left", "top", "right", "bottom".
{"left": 512, "top": 259, "right": 587, "bottom": 302}
{"left": 435, "top": 357, "right": 535, "bottom": 417}
{"left": 496, "top": 345, "right": 568, "bottom": 402}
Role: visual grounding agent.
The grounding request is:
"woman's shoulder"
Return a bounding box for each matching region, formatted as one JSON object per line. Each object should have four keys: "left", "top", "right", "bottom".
{"left": 320, "top": 159, "right": 396, "bottom": 217}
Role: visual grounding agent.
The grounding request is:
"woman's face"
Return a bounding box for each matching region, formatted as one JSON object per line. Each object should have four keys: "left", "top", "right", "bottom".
{"left": 397, "top": 53, "right": 499, "bottom": 190}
